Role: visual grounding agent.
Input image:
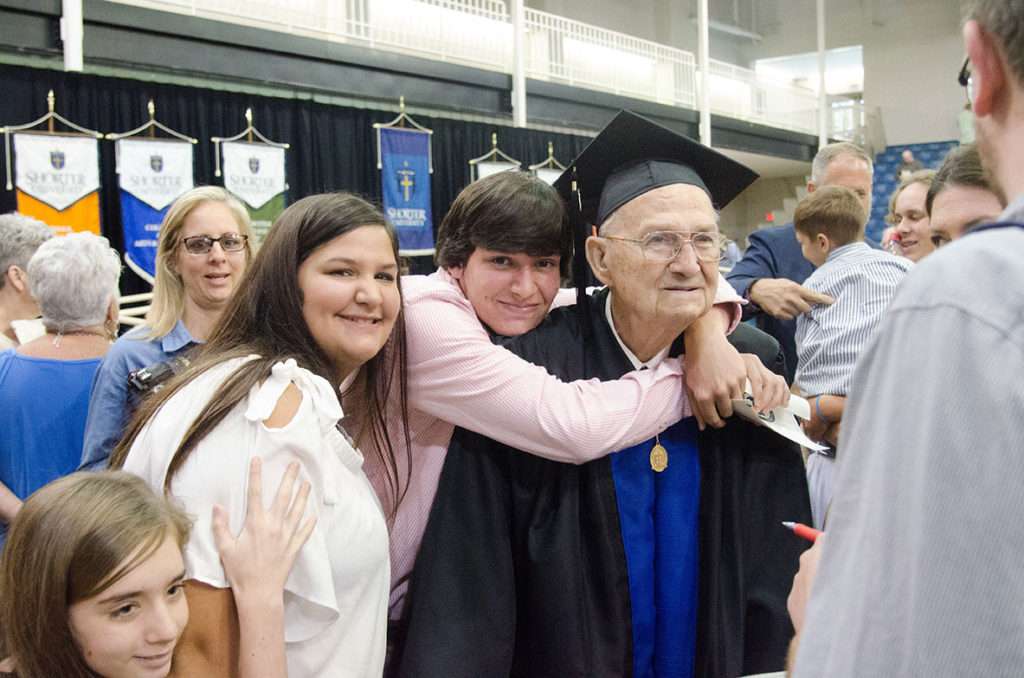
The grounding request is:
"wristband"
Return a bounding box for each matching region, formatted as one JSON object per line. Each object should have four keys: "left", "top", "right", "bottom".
{"left": 814, "top": 395, "right": 834, "bottom": 425}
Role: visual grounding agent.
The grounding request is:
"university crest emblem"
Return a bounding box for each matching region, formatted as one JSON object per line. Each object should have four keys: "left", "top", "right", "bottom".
{"left": 150, "top": 155, "right": 164, "bottom": 173}
{"left": 50, "top": 150, "right": 65, "bottom": 170}
{"left": 248, "top": 157, "right": 260, "bottom": 174}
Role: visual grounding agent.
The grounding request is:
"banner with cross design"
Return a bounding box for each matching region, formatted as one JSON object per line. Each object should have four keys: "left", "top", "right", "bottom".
{"left": 378, "top": 126, "right": 434, "bottom": 256}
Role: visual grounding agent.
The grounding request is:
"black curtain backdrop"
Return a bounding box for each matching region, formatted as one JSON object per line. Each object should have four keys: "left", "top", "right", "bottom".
{"left": 0, "top": 64, "right": 591, "bottom": 289}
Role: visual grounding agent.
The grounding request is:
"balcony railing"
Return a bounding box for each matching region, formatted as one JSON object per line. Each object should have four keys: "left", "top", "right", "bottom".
{"left": 107, "top": 0, "right": 821, "bottom": 136}
{"left": 524, "top": 9, "right": 696, "bottom": 109}
{"left": 708, "top": 59, "right": 818, "bottom": 134}
{"left": 831, "top": 100, "right": 887, "bottom": 158}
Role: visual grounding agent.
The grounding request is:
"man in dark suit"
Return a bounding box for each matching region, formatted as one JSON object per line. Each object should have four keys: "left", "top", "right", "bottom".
{"left": 727, "top": 141, "right": 874, "bottom": 382}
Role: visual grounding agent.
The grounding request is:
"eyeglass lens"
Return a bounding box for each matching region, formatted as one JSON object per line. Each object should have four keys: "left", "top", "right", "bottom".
{"left": 183, "top": 234, "right": 246, "bottom": 254}
{"left": 642, "top": 232, "right": 721, "bottom": 262}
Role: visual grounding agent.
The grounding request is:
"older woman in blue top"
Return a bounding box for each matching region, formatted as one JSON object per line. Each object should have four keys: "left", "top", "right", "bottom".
{"left": 0, "top": 233, "right": 121, "bottom": 544}
{"left": 80, "top": 187, "right": 254, "bottom": 471}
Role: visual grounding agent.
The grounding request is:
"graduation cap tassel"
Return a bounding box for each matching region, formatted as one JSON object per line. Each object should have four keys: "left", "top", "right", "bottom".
{"left": 569, "top": 170, "right": 594, "bottom": 346}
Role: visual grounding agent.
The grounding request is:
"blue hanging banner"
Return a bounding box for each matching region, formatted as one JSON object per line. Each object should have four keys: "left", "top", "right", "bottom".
{"left": 116, "top": 139, "right": 194, "bottom": 279}
{"left": 378, "top": 126, "right": 434, "bottom": 256}
{"left": 118, "top": 191, "right": 164, "bottom": 276}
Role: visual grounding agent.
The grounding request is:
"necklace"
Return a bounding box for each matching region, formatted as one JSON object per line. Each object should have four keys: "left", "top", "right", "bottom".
{"left": 47, "top": 328, "right": 110, "bottom": 347}
{"left": 650, "top": 434, "right": 668, "bottom": 473}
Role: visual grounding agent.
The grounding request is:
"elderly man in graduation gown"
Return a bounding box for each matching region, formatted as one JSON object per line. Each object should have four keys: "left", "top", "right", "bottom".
{"left": 397, "top": 111, "right": 811, "bottom": 678}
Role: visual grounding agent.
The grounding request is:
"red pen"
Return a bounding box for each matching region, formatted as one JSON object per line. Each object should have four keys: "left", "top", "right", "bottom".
{"left": 781, "top": 521, "right": 822, "bottom": 543}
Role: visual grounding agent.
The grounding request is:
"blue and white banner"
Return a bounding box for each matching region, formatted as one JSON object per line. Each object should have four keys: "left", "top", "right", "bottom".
{"left": 116, "top": 139, "right": 194, "bottom": 278}
{"left": 378, "top": 126, "right": 434, "bottom": 256}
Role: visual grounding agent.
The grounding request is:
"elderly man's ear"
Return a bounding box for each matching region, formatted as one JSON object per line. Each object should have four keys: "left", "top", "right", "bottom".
{"left": 585, "top": 233, "right": 614, "bottom": 287}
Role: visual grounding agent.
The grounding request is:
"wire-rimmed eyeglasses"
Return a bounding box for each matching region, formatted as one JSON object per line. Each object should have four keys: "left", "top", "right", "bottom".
{"left": 600, "top": 230, "right": 725, "bottom": 263}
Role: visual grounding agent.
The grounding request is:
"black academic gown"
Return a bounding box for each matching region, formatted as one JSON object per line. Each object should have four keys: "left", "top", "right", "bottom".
{"left": 397, "top": 289, "right": 812, "bottom": 678}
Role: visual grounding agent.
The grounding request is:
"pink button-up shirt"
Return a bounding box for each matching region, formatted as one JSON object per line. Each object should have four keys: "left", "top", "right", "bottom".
{"left": 361, "top": 269, "right": 742, "bottom": 619}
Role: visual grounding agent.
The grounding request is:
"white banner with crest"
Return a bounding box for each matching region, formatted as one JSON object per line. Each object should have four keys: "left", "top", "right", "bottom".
{"left": 473, "top": 161, "right": 520, "bottom": 181}
{"left": 14, "top": 133, "right": 100, "bottom": 211}
{"left": 221, "top": 141, "right": 286, "bottom": 210}
{"left": 534, "top": 168, "right": 563, "bottom": 185}
{"left": 116, "top": 139, "right": 194, "bottom": 210}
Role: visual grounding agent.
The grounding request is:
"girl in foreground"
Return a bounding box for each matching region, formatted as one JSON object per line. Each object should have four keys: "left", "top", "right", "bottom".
{"left": 112, "top": 193, "right": 408, "bottom": 676}
{"left": 0, "top": 463, "right": 313, "bottom": 678}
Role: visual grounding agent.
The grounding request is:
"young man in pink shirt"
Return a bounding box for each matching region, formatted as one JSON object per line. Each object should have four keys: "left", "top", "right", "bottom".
{"left": 362, "top": 170, "right": 788, "bottom": 654}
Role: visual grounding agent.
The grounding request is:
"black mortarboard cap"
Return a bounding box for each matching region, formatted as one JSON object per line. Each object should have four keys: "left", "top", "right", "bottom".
{"left": 553, "top": 110, "right": 758, "bottom": 340}
{"left": 553, "top": 110, "right": 759, "bottom": 226}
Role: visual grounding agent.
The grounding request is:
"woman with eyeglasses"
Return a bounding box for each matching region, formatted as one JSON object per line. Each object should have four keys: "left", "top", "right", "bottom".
{"left": 80, "top": 186, "right": 255, "bottom": 472}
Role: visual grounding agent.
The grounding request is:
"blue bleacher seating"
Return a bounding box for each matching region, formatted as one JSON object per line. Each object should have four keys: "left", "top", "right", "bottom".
{"left": 866, "top": 140, "right": 958, "bottom": 243}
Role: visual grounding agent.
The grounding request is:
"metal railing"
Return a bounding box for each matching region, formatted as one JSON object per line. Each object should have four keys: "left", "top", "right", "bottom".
{"left": 831, "top": 100, "right": 886, "bottom": 157}
{"left": 117, "top": 0, "right": 513, "bottom": 71}
{"left": 523, "top": 9, "right": 696, "bottom": 108}
{"left": 707, "top": 59, "right": 818, "bottom": 134}
{"left": 107, "top": 0, "right": 823, "bottom": 137}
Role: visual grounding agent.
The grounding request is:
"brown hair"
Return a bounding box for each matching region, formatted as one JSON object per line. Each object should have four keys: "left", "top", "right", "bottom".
{"left": 925, "top": 143, "right": 999, "bottom": 215}
{"left": 886, "top": 169, "right": 936, "bottom": 225}
{"left": 0, "top": 472, "right": 191, "bottom": 678}
{"left": 794, "top": 185, "right": 867, "bottom": 246}
{"left": 110, "top": 193, "right": 410, "bottom": 518}
{"left": 435, "top": 170, "right": 571, "bottom": 276}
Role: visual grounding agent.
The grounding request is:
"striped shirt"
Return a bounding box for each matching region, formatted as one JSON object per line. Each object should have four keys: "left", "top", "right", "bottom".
{"left": 794, "top": 242, "right": 913, "bottom": 396}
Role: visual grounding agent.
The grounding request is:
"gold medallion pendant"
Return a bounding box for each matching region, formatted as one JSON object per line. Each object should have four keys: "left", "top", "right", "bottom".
{"left": 650, "top": 442, "right": 668, "bottom": 473}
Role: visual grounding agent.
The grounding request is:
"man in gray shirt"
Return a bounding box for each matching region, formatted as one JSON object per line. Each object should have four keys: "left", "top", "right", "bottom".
{"left": 788, "top": 2, "right": 1024, "bottom": 675}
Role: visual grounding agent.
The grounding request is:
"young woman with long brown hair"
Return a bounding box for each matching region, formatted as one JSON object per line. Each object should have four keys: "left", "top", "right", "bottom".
{"left": 111, "top": 192, "right": 410, "bottom": 677}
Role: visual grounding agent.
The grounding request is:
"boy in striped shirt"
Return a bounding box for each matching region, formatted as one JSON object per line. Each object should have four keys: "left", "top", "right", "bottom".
{"left": 792, "top": 185, "right": 913, "bottom": 527}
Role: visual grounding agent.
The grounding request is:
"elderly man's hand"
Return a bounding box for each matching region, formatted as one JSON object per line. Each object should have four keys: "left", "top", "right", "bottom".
{"left": 683, "top": 316, "right": 746, "bottom": 430}
{"left": 749, "top": 278, "right": 834, "bottom": 320}
{"left": 742, "top": 353, "right": 789, "bottom": 413}
{"left": 787, "top": 536, "right": 824, "bottom": 635}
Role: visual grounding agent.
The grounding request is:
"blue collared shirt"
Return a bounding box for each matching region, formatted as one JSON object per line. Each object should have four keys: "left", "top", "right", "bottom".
{"left": 79, "top": 320, "right": 199, "bottom": 471}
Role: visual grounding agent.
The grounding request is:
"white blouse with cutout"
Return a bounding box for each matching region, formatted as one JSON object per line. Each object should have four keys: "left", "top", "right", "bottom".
{"left": 123, "top": 356, "right": 389, "bottom": 678}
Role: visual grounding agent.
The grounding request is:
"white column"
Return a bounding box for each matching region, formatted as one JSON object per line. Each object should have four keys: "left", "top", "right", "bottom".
{"left": 61, "top": 0, "right": 84, "bottom": 72}
{"left": 697, "top": 0, "right": 711, "bottom": 146}
{"left": 511, "top": 0, "right": 527, "bottom": 128}
{"left": 817, "top": 0, "right": 828, "bottom": 148}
